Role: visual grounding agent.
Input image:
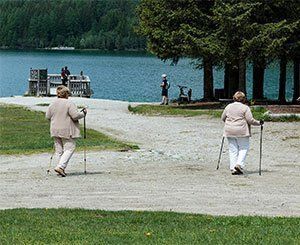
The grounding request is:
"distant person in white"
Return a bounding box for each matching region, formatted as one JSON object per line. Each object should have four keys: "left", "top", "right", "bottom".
{"left": 46, "top": 85, "right": 87, "bottom": 177}
{"left": 160, "top": 74, "right": 170, "bottom": 105}
{"left": 221, "top": 91, "right": 263, "bottom": 175}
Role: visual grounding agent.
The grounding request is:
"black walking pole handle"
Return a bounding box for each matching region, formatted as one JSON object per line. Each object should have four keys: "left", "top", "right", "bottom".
{"left": 80, "top": 107, "right": 87, "bottom": 114}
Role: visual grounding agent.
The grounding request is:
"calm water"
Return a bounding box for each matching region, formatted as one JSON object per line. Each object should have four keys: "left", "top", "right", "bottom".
{"left": 0, "top": 50, "right": 294, "bottom": 101}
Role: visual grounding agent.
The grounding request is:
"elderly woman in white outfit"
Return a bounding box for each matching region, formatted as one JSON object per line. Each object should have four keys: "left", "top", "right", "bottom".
{"left": 221, "top": 91, "right": 263, "bottom": 175}
{"left": 46, "top": 86, "right": 87, "bottom": 177}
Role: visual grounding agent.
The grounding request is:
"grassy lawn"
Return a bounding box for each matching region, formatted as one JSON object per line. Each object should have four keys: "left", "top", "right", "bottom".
{"left": 0, "top": 209, "right": 299, "bottom": 244}
{"left": 0, "top": 104, "right": 137, "bottom": 155}
{"left": 128, "top": 104, "right": 223, "bottom": 118}
{"left": 128, "top": 104, "right": 300, "bottom": 122}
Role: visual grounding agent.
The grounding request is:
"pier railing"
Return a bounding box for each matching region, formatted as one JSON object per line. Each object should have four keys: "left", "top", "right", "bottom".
{"left": 28, "top": 69, "right": 92, "bottom": 97}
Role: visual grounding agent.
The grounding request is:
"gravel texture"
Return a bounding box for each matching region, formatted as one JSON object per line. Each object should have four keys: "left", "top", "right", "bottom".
{"left": 0, "top": 96, "right": 299, "bottom": 216}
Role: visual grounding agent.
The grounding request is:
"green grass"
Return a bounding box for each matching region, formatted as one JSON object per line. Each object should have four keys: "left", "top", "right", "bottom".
{"left": 251, "top": 106, "right": 300, "bottom": 122}
{"left": 0, "top": 209, "right": 299, "bottom": 244}
{"left": 0, "top": 104, "right": 137, "bottom": 155}
{"left": 128, "top": 104, "right": 222, "bottom": 118}
{"left": 128, "top": 104, "right": 300, "bottom": 122}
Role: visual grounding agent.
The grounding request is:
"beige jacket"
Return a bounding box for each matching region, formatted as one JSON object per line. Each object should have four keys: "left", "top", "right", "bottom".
{"left": 46, "top": 98, "right": 85, "bottom": 139}
{"left": 221, "top": 102, "right": 260, "bottom": 137}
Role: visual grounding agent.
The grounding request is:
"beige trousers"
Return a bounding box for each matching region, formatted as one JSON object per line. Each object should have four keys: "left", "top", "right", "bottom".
{"left": 54, "top": 137, "right": 76, "bottom": 170}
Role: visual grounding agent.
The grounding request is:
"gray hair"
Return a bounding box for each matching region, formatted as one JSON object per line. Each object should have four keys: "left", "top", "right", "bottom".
{"left": 233, "top": 91, "right": 246, "bottom": 102}
{"left": 56, "top": 85, "right": 70, "bottom": 98}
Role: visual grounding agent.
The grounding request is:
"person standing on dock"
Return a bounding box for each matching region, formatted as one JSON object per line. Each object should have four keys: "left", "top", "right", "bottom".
{"left": 61, "top": 67, "right": 67, "bottom": 86}
{"left": 46, "top": 85, "right": 87, "bottom": 177}
{"left": 65, "top": 66, "right": 70, "bottom": 77}
{"left": 64, "top": 66, "right": 70, "bottom": 85}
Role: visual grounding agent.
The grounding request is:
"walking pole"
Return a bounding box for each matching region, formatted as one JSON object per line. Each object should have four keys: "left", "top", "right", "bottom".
{"left": 47, "top": 144, "right": 55, "bottom": 174}
{"left": 80, "top": 107, "right": 87, "bottom": 174}
{"left": 216, "top": 137, "right": 225, "bottom": 170}
{"left": 259, "top": 124, "right": 263, "bottom": 176}
{"left": 83, "top": 113, "right": 87, "bottom": 174}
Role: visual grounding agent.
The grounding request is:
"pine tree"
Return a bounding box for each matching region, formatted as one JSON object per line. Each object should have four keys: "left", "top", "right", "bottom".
{"left": 137, "top": 0, "right": 217, "bottom": 100}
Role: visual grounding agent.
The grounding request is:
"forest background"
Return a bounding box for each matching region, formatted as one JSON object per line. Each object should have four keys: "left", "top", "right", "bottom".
{"left": 0, "top": 0, "right": 299, "bottom": 102}
{"left": 0, "top": 0, "right": 145, "bottom": 50}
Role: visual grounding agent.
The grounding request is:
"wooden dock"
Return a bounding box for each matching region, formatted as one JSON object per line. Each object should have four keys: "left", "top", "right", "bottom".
{"left": 28, "top": 69, "right": 92, "bottom": 97}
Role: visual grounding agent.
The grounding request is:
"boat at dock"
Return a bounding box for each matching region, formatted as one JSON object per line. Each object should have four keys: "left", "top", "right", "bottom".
{"left": 50, "top": 46, "right": 75, "bottom": 50}
{"left": 27, "top": 69, "right": 92, "bottom": 97}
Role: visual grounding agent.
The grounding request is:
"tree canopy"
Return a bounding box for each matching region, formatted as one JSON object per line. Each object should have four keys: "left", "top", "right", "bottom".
{"left": 137, "top": 0, "right": 300, "bottom": 102}
{"left": 0, "top": 0, "right": 145, "bottom": 50}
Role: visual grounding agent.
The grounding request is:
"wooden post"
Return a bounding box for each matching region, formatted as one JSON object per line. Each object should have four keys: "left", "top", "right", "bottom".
{"left": 80, "top": 75, "right": 83, "bottom": 97}
{"left": 67, "top": 76, "right": 70, "bottom": 93}
{"left": 37, "top": 70, "right": 40, "bottom": 96}
{"left": 46, "top": 69, "right": 50, "bottom": 96}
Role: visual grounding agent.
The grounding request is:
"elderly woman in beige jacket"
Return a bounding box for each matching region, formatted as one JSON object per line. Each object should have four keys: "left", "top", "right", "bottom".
{"left": 221, "top": 91, "right": 263, "bottom": 175}
{"left": 46, "top": 86, "right": 87, "bottom": 177}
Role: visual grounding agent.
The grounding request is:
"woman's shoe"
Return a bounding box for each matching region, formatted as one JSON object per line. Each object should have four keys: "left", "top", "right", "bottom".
{"left": 54, "top": 167, "right": 66, "bottom": 177}
{"left": 234, "top": 165, "right": 243, "bottom": 175}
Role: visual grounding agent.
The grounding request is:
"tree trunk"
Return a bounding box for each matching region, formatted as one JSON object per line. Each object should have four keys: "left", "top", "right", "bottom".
{"left": 203, "top": 58, "right": 214, "bottom": 100}
{"left": 292, "top": 58, "right": 300, "bottom": 103}
{"left": 228, "top": 63, "right": 239, "bottom": 98}
{"left": 278, "top": 56, "right": 287, "bottom": 103}
{"left": 238, "top": 58, "right": 246, "bottom": 94}
{"left": 252, "top": 59, "right": 265, "bottom": 100}
{"left": 224, "top": 63, "right": 230, "bottom": 98}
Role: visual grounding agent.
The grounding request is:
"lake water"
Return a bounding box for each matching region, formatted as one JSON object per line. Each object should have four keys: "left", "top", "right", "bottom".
{"left": 0, "top": 50, "right": 294, "bottom": 102}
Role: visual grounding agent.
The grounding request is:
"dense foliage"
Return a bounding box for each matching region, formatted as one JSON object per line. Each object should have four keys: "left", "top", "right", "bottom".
{"left": 137, "top": 0, "right": 300, "bottom": 102}
{"left": 0, "top": 0, "right": 146, "bottom": 50}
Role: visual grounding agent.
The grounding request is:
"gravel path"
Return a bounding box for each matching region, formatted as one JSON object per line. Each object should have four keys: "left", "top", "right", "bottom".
{"left": 0, "top": 96, "right": 299, "bottom": 216}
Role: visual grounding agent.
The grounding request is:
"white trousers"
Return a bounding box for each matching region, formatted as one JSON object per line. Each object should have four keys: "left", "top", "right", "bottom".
{"left": 54, "top": 137, "right": 76, "bottom": 170}
{"left": 227, "top": 137, "right": 250, "bottom": 170}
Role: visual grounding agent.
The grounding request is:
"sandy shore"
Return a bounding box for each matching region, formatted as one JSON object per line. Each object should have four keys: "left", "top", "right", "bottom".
{"left": 0, "top": 96, "right": 299, "bottom": 216}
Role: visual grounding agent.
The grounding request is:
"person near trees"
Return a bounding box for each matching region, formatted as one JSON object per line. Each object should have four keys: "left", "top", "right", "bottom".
{"left": 46, "top": 85, "right": 87, "bottom": 177}
{"left": 188, "top": 88, "right": 192, "bottom": 102}
{"left": 160, "top": 74, "right": 170, "bottom": 105}
{"left": 221, "top": 91, "right": 263, "bottom": 175}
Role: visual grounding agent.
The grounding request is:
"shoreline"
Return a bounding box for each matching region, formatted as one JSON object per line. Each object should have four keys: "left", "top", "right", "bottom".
{"left": 0, "top": 48, "right": 149, "bottom": 54}
{"left": 1, "top": 95, "right": 300, "bottom": 106}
